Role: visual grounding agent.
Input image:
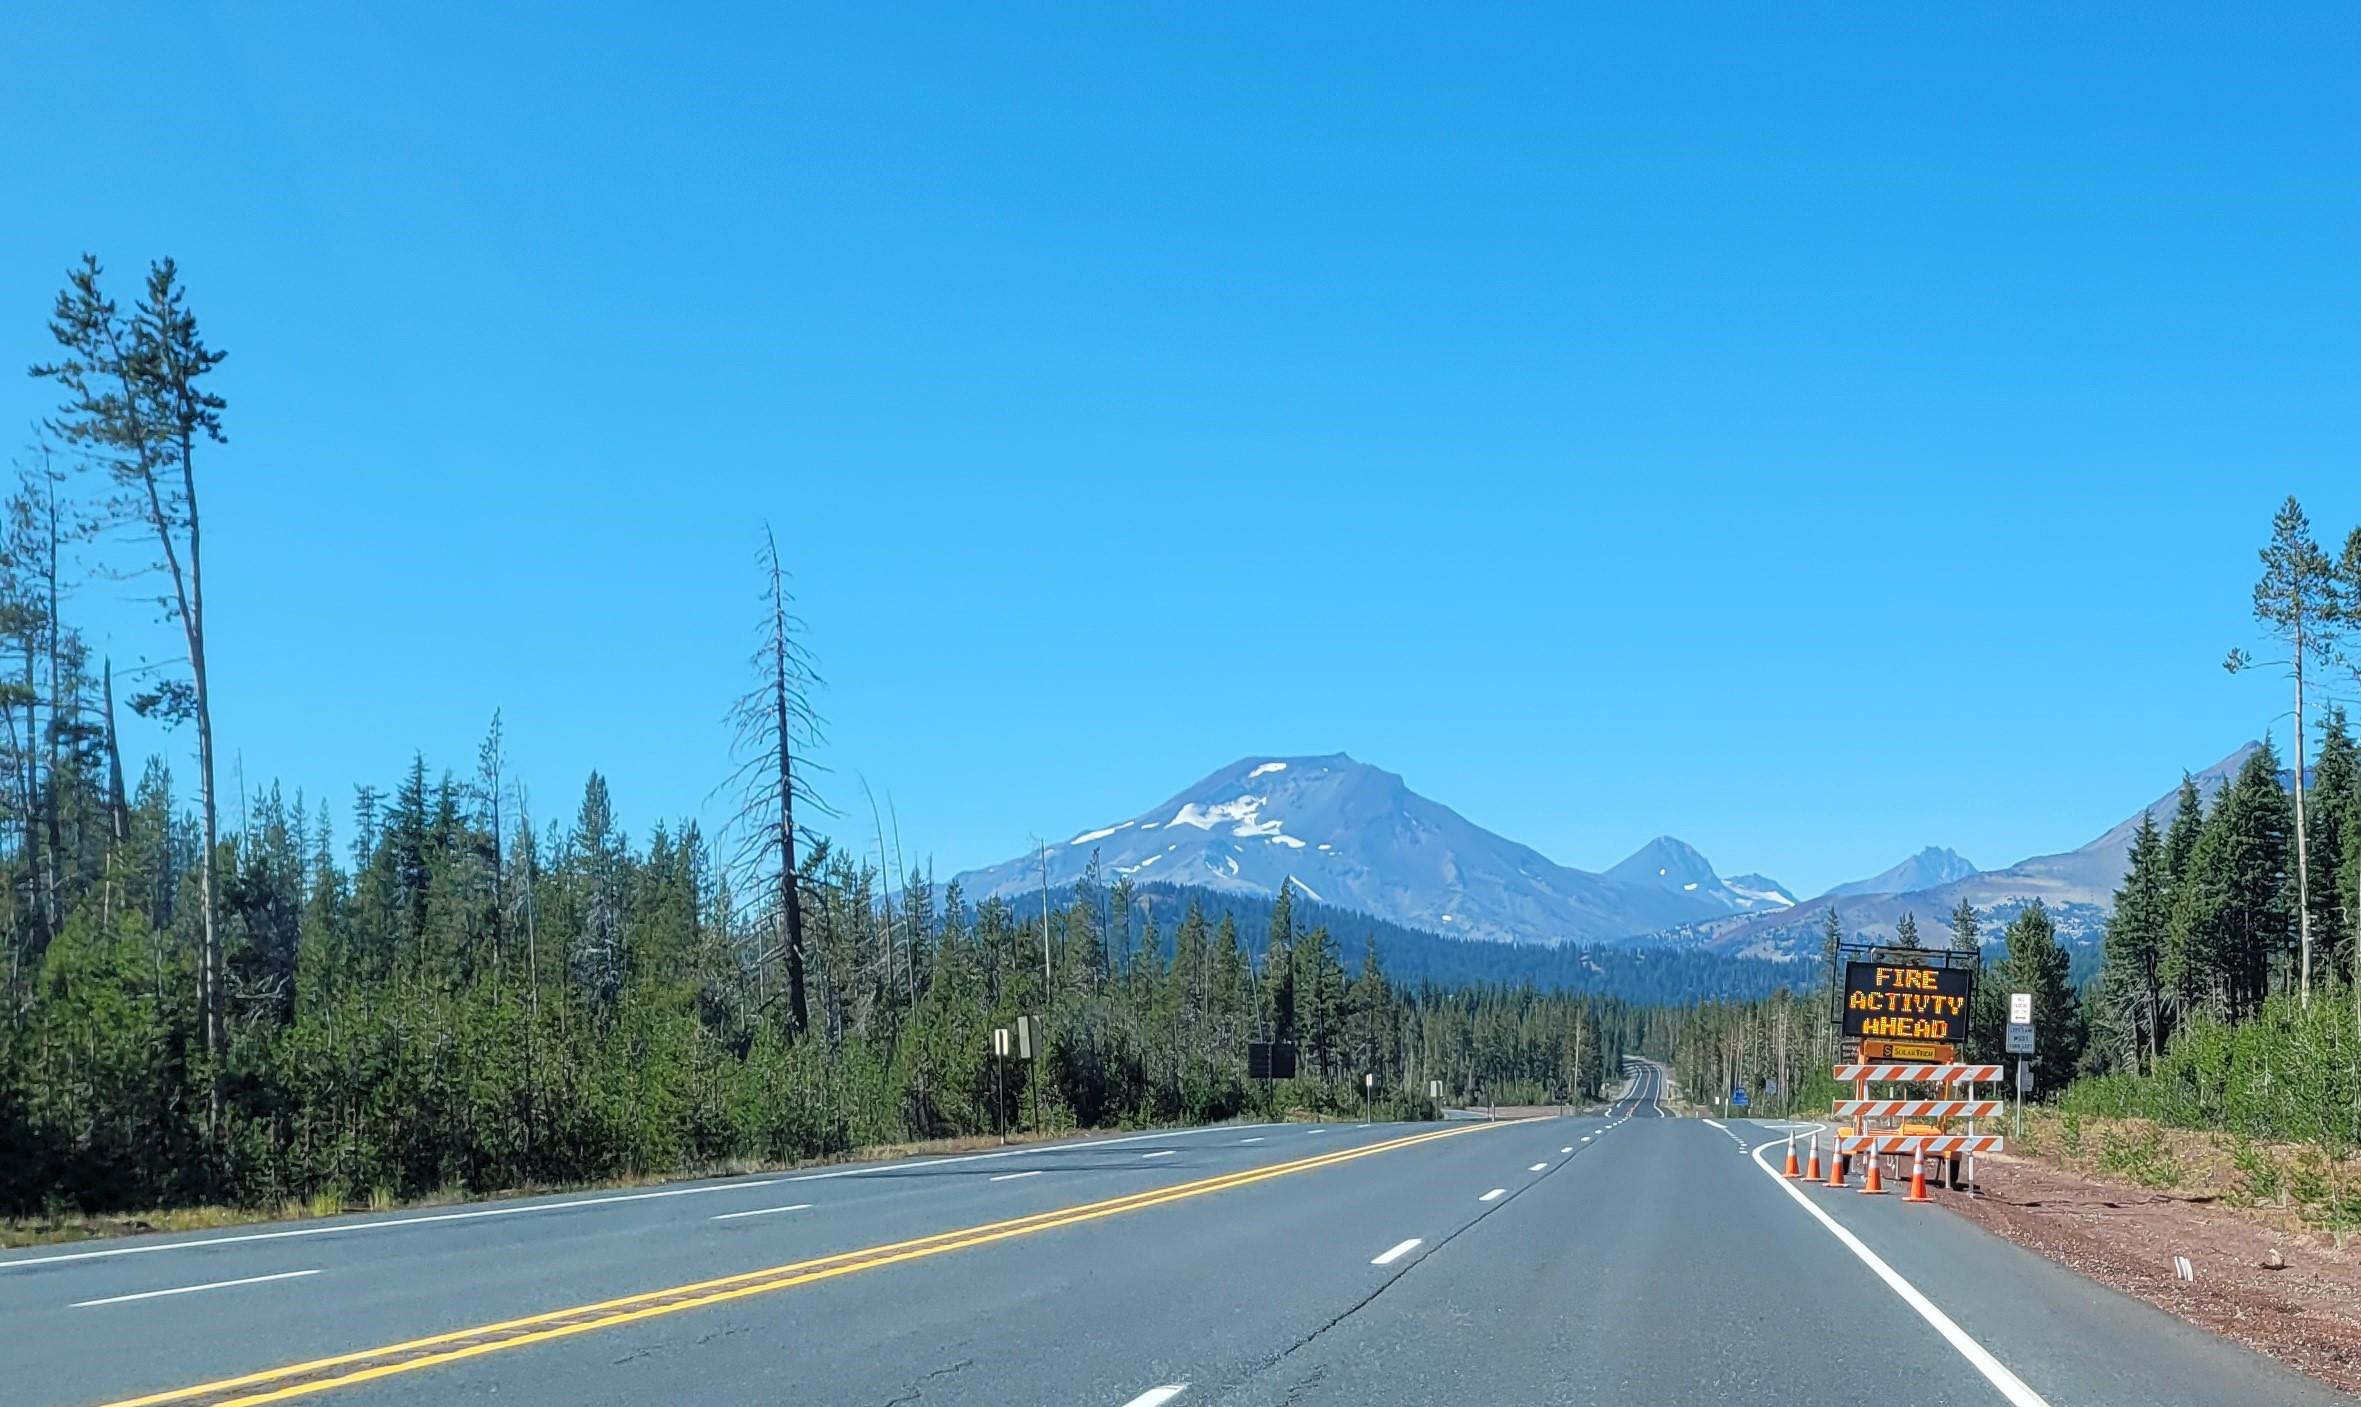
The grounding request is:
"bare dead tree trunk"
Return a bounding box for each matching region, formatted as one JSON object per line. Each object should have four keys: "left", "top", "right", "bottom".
{"left": 38, "top": 469, "right": 62, "bottom": 940}
{"left": 16, "top": 630, "right": 39, "bottom": 944}
{"left": 769, "top": 536, "right": 809, "bottom": 1037}
{"left": 2294, "top": 613, "right": 2313, "bottom": 1006}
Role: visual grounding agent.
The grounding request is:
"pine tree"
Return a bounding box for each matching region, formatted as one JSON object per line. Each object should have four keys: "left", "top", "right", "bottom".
{"left": 1894, "top": 911, "right": 1921, "bottom": 950}
{"left": 2230, "top": 496, "right": 2343, "bottom": 1005}
{"left": 1996, "top": 901, "right": 2083, "bottom": 1092}
{"left": 1949, "top": 899, "right": 1979, "bottom": 955}
{"left": 1262, "top": 882, "right": 1295, "bottom": 1043}
{"left": 2166, "top": 744, "right": 2292, "bottom": 1021}
{"left": 1300, "top": 924, "right": 1344, "bottom": 1079}
{"left": 2161, "top": 773, "right": 2205, "bottom": 883}
{"left": 2099, "top": 812, "right": 2171, "bottom": 1070}
{"left": 35, "top": 255, "right": 230, "bottom": 1129}
{"left": 2310, "top": 706, "right": 2357, "bottom": 984}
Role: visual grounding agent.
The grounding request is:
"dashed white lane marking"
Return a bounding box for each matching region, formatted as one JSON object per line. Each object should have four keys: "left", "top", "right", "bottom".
{"left": 1561, "top": 1146, "right": 1574, "bottom": 1153}
{"left": 1239, "top": 1137, "right": 1264, "bottom": 1144}
{"left": 0, "top": 1122, "right": 1283, "bottom": 1272}
{"left": 5, "top": 1182, "right": 788, "bottom": 1271}
{"left": 1528, "top": 1163, "right": 1548, "bottom": 1172}
{"left": 1371, "top": 1238, "right": 1423, "bottom": 1266}
{"left": 989, "top": 1171, "right": 1042, "bottom": 1182}
{"left": 1581, "top": 1136, "right": 1592, "bottom": 1142}
{"left": 1748, "top": 1131, "right": 2051, "bottom": 1406}
{"left": 1120, "top": 1387, "right": 1189, "bottom": 1407}
{"left": 1478, "top": 1188, "right": 1508, "bottom": 1202}
{"left": 74, "top": 1269, "right": 319, "bottom": 1308}
{"left": 1142, "top": 1150, "right": 1176, "bottom": 1160}
{"left": 710, "top": 1203, "right": 813, "bottom": 1221}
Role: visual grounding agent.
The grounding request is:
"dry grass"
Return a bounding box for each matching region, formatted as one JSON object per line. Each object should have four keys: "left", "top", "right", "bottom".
{"left": 2012, "top": 1107, "right": 2361, "bottom": 1240}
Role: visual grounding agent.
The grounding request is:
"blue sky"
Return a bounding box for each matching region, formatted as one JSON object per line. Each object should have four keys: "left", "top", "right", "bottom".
{"left": 2, "top": 5, "right": 2357, "bottom": 898}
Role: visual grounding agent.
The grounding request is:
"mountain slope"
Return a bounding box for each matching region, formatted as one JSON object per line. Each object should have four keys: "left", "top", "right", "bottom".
{"left": 1607, "top": 837, "right": 1795, "bottom": 914}
{"left": 1688, "top": 743, "right": 2261, "bottom": 958}
{"left": 1821, "top": 846, "right": 1980, "bottom": 899}
{"left": 950, "top": 754, "right": 1734, "bottom": 945}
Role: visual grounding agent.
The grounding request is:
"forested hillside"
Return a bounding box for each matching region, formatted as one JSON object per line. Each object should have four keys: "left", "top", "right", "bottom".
{"left": 0, "top": 258, "right": 1641, "bottom": 1219}
{"left": 1008, "top": 881, "right": 1810, "bottom": 1003}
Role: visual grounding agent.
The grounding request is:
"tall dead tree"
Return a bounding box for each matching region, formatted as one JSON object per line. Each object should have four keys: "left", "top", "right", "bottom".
{"left": 725, "top": 526, "right": 822, "bottom": 1035}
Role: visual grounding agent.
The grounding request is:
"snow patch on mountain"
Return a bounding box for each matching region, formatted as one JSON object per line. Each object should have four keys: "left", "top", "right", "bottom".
{"left": 950, "top": 754, "right": 1789, "bottom": 946}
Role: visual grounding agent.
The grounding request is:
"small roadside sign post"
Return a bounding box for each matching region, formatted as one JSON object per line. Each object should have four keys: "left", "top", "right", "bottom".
{"left": 1365, "top": 1071, "right": 1375, "bottom": 1124}
{"left": 991, "top": 1027, "right": 1012, "bottom": 1142}
{"left": 2007, "top": 993, "right": 2035, "bottom": 1141}
{"left": 1016, "top": 1015, "right": 1041, "bottom": 1135}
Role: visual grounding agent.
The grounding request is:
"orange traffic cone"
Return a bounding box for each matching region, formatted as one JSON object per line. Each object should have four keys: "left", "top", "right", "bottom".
{"left": 1903, "top": 1146, "right": 1932, "bottom": 1203}
{"left": 1861, "top": 1149, "right": 1886, "bottom": 1194}
{"left": 1784, "top": 1133, "right": 1801, "bottom": 1179}
{"left": 1804, "top": 1134, "right": 1821, "bottom": 1182}
{"left": 1824, "top": 1144, "right": 1846, "bottom": 1187}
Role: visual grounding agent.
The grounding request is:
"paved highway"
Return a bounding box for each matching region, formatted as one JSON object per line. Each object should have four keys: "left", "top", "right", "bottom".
{"left": 3, "top": 1060, "right": 2341, "bottom": 1407}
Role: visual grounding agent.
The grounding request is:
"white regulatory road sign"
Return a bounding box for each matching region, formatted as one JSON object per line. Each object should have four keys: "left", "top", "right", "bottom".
{"left": 2009, "top": 992, "right": 2033, "bottom": 1024}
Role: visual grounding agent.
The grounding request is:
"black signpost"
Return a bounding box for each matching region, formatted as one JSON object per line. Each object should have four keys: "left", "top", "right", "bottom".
{"left": 1248, "top": 1041, "right": 1298, "bottom": 1081}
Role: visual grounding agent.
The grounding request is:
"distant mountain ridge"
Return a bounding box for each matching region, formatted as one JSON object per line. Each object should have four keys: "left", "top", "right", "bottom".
{"left": 950, "top": 754, "right": 1787, "bottom": 946}
{"left": 950, "top": 743, "right": 2263, "bottom": 962}
{"left": 1679, "top": 743, "right": 2262, "bottom": 960}
{"left": 1820, "top": 846, "right": 1980, "bottom": 899}
{"left": 1607, "top": 837, "right": 1796, "bottom": 914}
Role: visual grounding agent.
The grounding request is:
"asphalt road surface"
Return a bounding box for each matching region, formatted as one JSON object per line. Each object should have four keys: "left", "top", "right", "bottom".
{"left": 4, "top": 1060, "right": 2344, "bottom": 1407}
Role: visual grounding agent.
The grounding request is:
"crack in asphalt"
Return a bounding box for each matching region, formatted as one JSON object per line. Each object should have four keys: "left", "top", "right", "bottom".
{"left": 881, "top": 1355, "right": 975, "bottom": 1406}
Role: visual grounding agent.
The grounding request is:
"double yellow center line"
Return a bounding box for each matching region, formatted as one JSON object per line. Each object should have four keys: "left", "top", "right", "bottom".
{"left": 98, "top": 1121, "right": 1502, "bottom": 1407}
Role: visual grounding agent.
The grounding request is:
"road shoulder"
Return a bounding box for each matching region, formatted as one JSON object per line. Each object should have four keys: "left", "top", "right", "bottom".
{"left": 1930, "top": 1147, "right": 2361, "bottom": 1397}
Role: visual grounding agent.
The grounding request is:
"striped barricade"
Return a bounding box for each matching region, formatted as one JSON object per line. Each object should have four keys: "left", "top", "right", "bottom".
{"left": 1832, "top": 1064, "right": 2003, "bottom": 1084}
{"left": 1838, "top": 1133, "right": 2004, "bottom": 1156}
{"left": 1832, "top": 1099, "right": 2003, "bottom": 1119}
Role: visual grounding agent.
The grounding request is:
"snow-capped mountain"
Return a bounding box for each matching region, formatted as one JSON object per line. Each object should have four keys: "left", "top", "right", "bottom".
{"left": 949, "top": 754, "right": 1769, "bottom": 946}
{"left": 1604, "top": 837, "right": 1796, "bottom": 915}
{"left": 1723, "top": 873, "right": 1801, "bottom": 910}
{"left": 1819, "top": 846, "right": 1980, "bottom": 899}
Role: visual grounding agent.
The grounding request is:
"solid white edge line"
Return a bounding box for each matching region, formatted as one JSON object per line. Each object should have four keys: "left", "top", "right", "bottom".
{"left": 1119, "top": 1386, "right": 1189, "bottom": 1407}
{"left": 1371, "top": 1237, "right": 1423, "bottom": 1266}
{"left": 710, "top": 1203, "right": 814, "bottom": 1221}
{"left": 1478, "top": 1188, "right": 1507, "bottom": 1202}
{"left": 1702, "top": 1118, "right": 1725, "bottom": 1129}
{"left": 988, "top": 1171, "right": 1042, "bottom": 1182}
{"left": 74, "top": 1269, "right": 319, "bottom": 1307}
{"left": 1748, "top": 1128, "right": 2051, "bottom": 1407}
{"left": 0, "top": 1122, "right": 1285, "bottom": 1271}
